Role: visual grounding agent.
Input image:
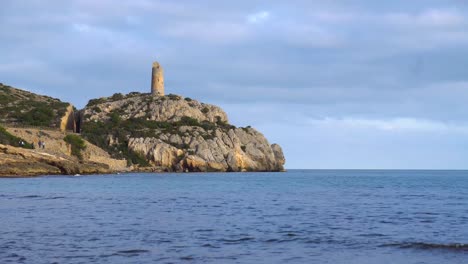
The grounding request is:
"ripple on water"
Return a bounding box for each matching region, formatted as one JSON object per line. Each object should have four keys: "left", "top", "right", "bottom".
{"left": 2, "top": 171, "right": 468, "bottom": 264}
{"left": 18, "top": 195, "right": 41, "bottom": 199}
{"left": 219, "top": 237, "right": 255, "bottom": 244}
{"left": 381, "top": 242, "right": 468, "bottom": 251}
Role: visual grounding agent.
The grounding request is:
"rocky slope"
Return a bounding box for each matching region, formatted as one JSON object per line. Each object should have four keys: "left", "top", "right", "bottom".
{"left": 6, "top": 127, "right": 128, "bottom": 171}
{"left": 0, "top": 144, "right": 112, "bottom": 177}
{"left": 0, "top": 83, "right": 73, "bottom": 130}
{"left": 0, "top": 83, "right": 286, "bottom": 175}
{"left": 81, "top": 93, "right": 285, "bottom": 172}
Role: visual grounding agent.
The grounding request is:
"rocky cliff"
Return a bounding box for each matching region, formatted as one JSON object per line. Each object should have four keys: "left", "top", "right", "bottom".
{"left": 0, "top": 83, "right": 72, "bottom": 129}
{"left": 81, "top": 93, "right": 285, "bottom": 172}
{"left": 0, "top": 82, "right": 286, "bottom": 176}
{"left": 0, "top": 143, "right": 112, "bottom": 177}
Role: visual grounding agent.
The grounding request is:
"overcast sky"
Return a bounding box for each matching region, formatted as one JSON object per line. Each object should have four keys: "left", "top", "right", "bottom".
{"left": 1, "top": 0, "right": 468, "bottom": 169}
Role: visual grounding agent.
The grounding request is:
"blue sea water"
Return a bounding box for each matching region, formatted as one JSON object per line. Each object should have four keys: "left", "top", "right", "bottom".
{"left": 1, "top": 170, "right": 468, "bottom": 264}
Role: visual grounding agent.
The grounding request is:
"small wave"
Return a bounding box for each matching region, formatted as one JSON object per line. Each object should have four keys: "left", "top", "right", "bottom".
{"left": 102, "top": 249, "right": 150, "bottom": 258}
{"left": 195, "top": 229, "right": 214, "bottom": 232}
{"left": 220, "top": 237, "right": 254, "bottom": 244}
{"left": 116, "top": 249, "right": 150, "bottom": 254}
{"left": 202, "top": 243, "right": 220, "bottom": 248}
{"left": 382, "top": 242, "right": 468, "bottom": 251}
{"left": 264, "top": 238, "right": 299, "bottom": 243}
{"left": 358, "top": 233, "right": 386, "bottom": 238}
{"left": 18, "top": 195, "right": 41, "bottom": 199}
{"left": 44, "top": 196, "right": 65, "bottom": 200}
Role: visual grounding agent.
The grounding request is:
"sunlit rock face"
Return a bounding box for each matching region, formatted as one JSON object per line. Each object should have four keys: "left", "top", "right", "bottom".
{"left": 82, "top": 93, "right": 285, "bottom": 172}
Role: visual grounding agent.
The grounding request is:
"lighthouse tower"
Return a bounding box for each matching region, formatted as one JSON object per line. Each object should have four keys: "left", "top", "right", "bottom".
{"left": 151, "top": 61, "right": 164, "bottom": 96}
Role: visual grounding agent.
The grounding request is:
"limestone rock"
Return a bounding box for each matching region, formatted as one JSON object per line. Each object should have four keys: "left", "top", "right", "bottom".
{"left": 125, "top": 127, "right": 285, "bottom": 172}
{"left": 128, "top": 138, "right": 183, "bottom": 169}
{"left": 82, "top": 93, "right": 285, "bottom": 173}
{"left": 83, "top": 94, "right": 228, "bottom": 124}
{"left": 0, "top": 144, "right": 112, "bottom": 177}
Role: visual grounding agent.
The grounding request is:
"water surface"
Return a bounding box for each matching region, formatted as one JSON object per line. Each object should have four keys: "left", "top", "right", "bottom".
{"left": 1, "top": 170, "right": 468, "bottom": 263}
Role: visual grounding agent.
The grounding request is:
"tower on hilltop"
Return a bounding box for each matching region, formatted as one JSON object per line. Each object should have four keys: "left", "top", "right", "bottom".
{"left": 151, "top": 61, "right": 164, "bottom": 96}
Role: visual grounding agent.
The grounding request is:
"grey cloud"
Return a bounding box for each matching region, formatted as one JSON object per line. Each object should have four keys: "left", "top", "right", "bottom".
{"left": 1, "top": 0, "right": 468, "bottom": 168}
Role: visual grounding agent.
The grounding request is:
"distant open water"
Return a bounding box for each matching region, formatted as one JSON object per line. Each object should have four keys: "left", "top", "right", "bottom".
{"left": 1, "top": 170, "right": 468, "bottom": 264}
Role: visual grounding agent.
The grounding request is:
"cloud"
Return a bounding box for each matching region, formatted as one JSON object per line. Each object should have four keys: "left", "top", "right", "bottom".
{"left": 386, "top": 9, "right": 466, "bottom": 27}
{"left": 162, "top": 21, "right": 250, "bottom": 43}
{"left": 247, "top": 11, "right": 270, "bottom": 24}
{"left": 306, "top": 117, "right": 468, "bottom": 133}
{"left": 72, "top": 23, "right": 91, "bottom": 33}
{"left": 2, "top": 0, "right": 468, "bottom": 168}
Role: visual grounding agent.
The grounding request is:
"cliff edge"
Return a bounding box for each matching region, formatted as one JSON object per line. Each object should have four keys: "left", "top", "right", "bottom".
{"left": 81, "top": 93, "right": 285, "bottom": 172}
{"left": 0, "top": 82, "right": 286, "bottom": 176}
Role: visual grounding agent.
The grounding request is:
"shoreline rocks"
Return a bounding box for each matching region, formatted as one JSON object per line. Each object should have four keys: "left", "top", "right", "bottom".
{"left": 0, "top": 144, "right": 113, "bottom": 177}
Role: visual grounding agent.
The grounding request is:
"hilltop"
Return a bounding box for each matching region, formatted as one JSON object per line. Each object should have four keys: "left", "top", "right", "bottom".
{"left": 0, "top": 83, "right": 74, "bottom": 130}
{"left": 80, "top": 92, "right": 285, "bottom": 172}
{"left": 0, "top": 84, "right": 285, "bottom": 176}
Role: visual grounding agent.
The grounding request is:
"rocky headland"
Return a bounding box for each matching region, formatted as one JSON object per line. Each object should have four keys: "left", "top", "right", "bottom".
{"left": 0, "top": 83, "right": 285, "bottom": 177}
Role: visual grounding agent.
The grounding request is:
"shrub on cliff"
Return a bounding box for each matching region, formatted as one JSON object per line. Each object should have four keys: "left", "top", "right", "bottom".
{"left": 110, "top": 93, "right": 124, "bottom": 101}
{"left": 177, "top": 116, "right": 200, "bottom": 127}
{"left": 0, "top": 83, "right": 69, "bottom": 128}
{"left": 64, "top": 134, "right": 86, "bottom": 160}
{"left": 86, "top": 98, "right": 106, "bottom": 107}
{"left": 0, "top": 125, "right": 33, "bottom": 149}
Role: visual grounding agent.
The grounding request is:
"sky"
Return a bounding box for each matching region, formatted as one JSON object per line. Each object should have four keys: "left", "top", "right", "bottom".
{"left": 1, "top": 0, "right": 468, "bottom": 169}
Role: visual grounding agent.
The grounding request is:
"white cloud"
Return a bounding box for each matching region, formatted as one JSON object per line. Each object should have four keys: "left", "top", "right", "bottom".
{"left": 313, "top": 11, "right": 356, "bottom": 23}
{"left": 72, "top": 23, "right": 91, "bottom": 33}
{"left": 307, "top": 117, "right": 468, "bottom": 133}
{"left": 163, "top": 21, "right": 250, "bottom": 43}
{"left": 247, "top": 11, "right": 270, "bottom": 24}
{"left": 386, "top": 9, "right": 466, "bottom": 28}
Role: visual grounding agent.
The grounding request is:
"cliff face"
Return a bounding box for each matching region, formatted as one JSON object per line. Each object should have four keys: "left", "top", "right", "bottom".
{"left": 0, "top": 144, "right": 112, "bottom": 177}
{"left": 84, "top": 93, "right": 228, "bottom": 124}
{"left": 127, "top": 127, "right": 284, "bottom": 172}
{"left": 0, "top": 127, "right": 128, "bottom": 177}
{"left": 81, "top": 93, "right": 285, "bottom": 172}
{"left": 0, "top": 83, "right": 286, "bottom": 175}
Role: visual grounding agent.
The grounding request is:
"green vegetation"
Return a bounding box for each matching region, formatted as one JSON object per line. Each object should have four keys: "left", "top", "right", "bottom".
{"left": 110, "top": 93, "right": 124, "bottom": 101}
{"left": 81, "top": 113, "right": 237, "bottom": 167}
{"left": 86, "top": 93, "right": 142, "bottom": 107}
{"left": 0, "top": 83, "right": 70, "bottom": 128}
{"left": 63, "top": 134, "right": 86, "bottom": 160}
{"left": 8, "top": 100, "right": 69, "bottom": 127}
{"left": 178, "top": 116, "right": 200, "bottom": 126}
{"left": 81, "top": 119, "right": 151, "bottom": 167}
{"left": 216, "top": 116, "right": 236, "bottom": 130}
{"left": 86, "top": 98, "right": 106, "bottom": 107}
{"left": 201, "top": 107, "right": 210, "bottom": 114}
{"left": 0, "top": 125, "right": 33, "bottom": 149}
{"left": 92, "top": 106, "right": 102, "bottom": 113}
{"left": 167, "top": 94, "right": 180, "bottom": 100}
{"left": 241, "top": 126, "right": 252, "bottom": 133}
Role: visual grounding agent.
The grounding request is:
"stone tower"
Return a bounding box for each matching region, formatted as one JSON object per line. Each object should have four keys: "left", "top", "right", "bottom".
{"left": 151, "top": 61, "right": 164, "bottom": 96}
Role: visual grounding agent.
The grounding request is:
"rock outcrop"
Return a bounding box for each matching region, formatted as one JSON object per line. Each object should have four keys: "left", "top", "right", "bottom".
{"left": 0, "top": 83, "right": 70, "bottom": 128}
{"left": 0, "top": 144, "right": 112, "bottom": 177}
{"left": 0, "top": 82, "right": 286, "bottom": 175}
{"left": 84, "top": 93, "right": 228, "bottom": 124}
{"left": 127, "top": 126, "right": 284, "bottom": 172}
{"left": 5, "top": 127, "right": 128, "bottom": 172}
{"left": 81, "top": 93, "right": 285, "bottom": 172}
{"left": 60, "top": 104, "right": 75, "bottom": 132}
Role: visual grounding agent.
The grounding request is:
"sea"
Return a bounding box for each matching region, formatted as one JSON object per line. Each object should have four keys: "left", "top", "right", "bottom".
{"left": 1, "top": 170, "right": 468, "bottom": 264}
